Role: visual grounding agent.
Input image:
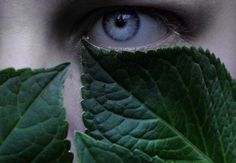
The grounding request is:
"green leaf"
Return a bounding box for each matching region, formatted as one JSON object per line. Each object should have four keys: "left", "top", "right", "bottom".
{"left": 0, "top": 63, "right": 73, "bottom": 163}
{"left": 79, "top": 41, "right": 236, "bottom": 163}
{"left": 75, "top": 132, "right": 163, "bottom": 163}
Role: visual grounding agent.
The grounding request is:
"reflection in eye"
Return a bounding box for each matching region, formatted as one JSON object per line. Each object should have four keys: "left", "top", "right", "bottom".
{"left": 71, "top": 7, "right": 190, "bottom": 50}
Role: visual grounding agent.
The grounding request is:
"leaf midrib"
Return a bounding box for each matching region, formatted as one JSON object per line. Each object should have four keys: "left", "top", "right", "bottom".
{"left": 84, "top": 50, "right": 214, "bottom": 163}
{"left": 0, "top": 71, "right": 58, "bottom": 153}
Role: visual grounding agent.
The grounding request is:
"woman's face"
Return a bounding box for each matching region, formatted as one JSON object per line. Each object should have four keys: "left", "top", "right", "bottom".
{"left": 0, "top": 0, "right": 235, "bottom": 148}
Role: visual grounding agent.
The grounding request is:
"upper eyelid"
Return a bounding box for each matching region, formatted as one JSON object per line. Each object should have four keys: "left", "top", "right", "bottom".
{"left": 72, "top": 6, "right": 183, "bottom": 30}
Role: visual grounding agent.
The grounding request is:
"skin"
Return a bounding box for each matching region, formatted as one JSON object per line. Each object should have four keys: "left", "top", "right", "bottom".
{"left": 0, "top": 0, "right": 236, "bottom": 161}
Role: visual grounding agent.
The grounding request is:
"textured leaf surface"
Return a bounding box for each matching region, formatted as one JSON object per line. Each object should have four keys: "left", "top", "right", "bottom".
{"left": 75, "top": 132, "right": 163, "bottom": 163}
{"left": 79, "top": 41, "right": 236, "bottom": 163}
{"left": 0, "top": 64, "right": 73, "bottom": 163}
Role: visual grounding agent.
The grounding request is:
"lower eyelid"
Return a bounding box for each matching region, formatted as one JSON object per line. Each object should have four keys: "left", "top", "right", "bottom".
{"left": 83, "top": 32, "right": 189, "bottom": 52}
{"left": 124, "top": 32, "right": 190, "bottom": 52}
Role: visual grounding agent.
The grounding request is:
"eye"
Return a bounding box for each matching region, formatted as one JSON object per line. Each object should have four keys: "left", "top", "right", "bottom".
{"left": 71, "top": 7, "right": 190, "bottom": 50}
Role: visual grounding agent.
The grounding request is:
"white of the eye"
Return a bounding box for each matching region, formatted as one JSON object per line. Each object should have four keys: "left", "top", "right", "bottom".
{"left": 88, "top": 12, "right": 168, "bottom": 49}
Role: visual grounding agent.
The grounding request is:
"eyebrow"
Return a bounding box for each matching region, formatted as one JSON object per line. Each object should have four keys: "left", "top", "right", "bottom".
{"left": 63, "top": 0, "right": 217, "bottom": 24}
{"left": 68, "top": 0, "right": 215, "bottom": 9}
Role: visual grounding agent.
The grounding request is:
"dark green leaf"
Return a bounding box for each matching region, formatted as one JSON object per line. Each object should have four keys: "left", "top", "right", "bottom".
{"left": 0, "top": 63, "right": 73, "bottom": 163}
{"left": 75, "top": 132, "right": 163, "bottom": 163}
{"left": 79, "top": 40, "right": 236, "bottom": 163}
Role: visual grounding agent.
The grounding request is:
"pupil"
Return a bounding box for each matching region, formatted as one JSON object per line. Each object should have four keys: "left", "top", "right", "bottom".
{"left": 115, "top": 15, "right": 127, "bottom": 28}
{"left": 103, "top": 10, "right": 140, "bottom": 41}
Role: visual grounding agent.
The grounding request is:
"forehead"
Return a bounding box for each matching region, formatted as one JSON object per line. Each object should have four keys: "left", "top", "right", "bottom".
{"left": 0, "top": 0, "right": 63, "bottom": 15}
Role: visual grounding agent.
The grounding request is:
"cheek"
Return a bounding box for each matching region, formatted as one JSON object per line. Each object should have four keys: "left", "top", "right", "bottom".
{"left": 192, "top": 7, "right": 236, "bottom": 78}
{"left": 212, "top": 47, "right": 236, "bottom": 78}
{"left": 194, "top": 39, "right": 236, "bottom": 78}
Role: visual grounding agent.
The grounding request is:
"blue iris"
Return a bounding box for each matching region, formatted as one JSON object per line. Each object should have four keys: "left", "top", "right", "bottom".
{"left": 102, "top": 10, "right": 140, "bottom": 41}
